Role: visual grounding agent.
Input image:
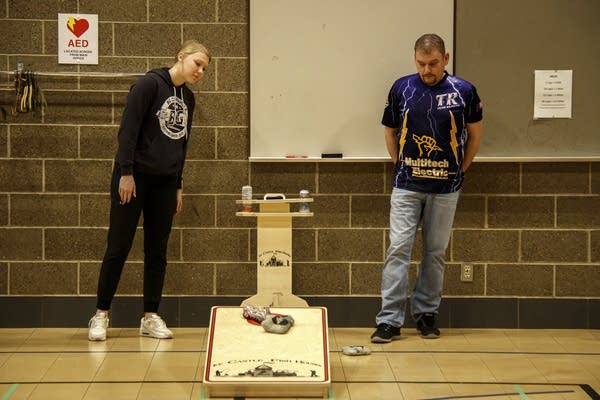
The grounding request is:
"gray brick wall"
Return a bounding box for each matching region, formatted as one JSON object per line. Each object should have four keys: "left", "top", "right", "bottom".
{"left": 0, "top": 0, "right": 598, "bottom": 302}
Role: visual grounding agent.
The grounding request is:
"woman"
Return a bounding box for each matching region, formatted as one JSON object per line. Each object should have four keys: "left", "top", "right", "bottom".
{"left": 88, "top": 40, "right": 211, "bottom": 341}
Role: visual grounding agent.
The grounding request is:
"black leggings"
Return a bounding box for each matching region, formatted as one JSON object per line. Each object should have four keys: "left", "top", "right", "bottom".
{"left": 96, "top": 167, "right": 178, "bottom": 313}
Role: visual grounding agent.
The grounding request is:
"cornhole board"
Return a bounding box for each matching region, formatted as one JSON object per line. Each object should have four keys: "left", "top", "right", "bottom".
{"left": 203, "top": 306, "right": 330, "bottom": 398}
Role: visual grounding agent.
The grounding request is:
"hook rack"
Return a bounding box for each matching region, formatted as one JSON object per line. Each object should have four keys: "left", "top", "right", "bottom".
{"left": 0, "top": 67, "right": 145, "bottom": 120}
{"left": 0, "top": 70, "right": 144, "bottom": 78}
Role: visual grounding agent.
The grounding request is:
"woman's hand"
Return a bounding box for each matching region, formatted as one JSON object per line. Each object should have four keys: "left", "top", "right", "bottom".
{"left": 119, "top": 175, "right": 136, "bottom": 204}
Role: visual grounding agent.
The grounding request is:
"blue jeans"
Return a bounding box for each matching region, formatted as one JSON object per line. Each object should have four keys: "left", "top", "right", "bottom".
{"left": 375, "top": 188, "right": 460, "bottom": 327}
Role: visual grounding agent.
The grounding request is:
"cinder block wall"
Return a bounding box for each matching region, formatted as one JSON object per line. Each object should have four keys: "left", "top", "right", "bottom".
{"left": 0, "top": 1, "right": 599, "bottom": 322}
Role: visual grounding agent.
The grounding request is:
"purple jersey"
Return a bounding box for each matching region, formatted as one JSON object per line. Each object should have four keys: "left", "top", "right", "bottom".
{"left": 382, "top": 72, "right": 482, "bottom": 193}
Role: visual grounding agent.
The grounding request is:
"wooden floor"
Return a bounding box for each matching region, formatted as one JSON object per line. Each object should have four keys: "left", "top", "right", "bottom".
{"left": 0, "top": 327, "right": 599, "bottom": 399}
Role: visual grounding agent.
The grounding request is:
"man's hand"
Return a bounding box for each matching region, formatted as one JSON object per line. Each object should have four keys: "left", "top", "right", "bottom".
{"left": 175, "top": 189, "right": 183, "bottom": 215}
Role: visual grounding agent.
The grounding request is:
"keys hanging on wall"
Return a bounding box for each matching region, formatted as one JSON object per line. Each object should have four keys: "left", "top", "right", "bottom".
{"left": 12, "top": 64, "right": 46, "bottom": 115}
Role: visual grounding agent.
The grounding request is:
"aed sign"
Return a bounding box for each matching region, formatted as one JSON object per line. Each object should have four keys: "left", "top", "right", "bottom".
{"left": 58, "top": 13, "right": 98, "bottom": 64}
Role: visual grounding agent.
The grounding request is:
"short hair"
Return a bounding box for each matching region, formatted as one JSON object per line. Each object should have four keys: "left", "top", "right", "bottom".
{"left": 414, "top": 34, "right": 446, "bottom": 55}
{"left": 177, "top": 40, "right": 211, "bottom": 63}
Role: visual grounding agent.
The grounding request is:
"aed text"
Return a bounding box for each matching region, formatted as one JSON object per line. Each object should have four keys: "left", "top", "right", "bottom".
{"left": 68, "top": 39, "right": 89, "bottom": 47}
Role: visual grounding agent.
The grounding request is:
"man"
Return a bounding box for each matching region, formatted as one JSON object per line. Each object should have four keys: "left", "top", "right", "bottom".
{"left": 371, "top": 34, "right": 482, "bottom": 342}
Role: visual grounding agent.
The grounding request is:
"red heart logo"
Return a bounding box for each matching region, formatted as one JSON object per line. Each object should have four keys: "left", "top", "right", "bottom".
{"left": 66, "top": 17, "right": 89, "bottom": 38}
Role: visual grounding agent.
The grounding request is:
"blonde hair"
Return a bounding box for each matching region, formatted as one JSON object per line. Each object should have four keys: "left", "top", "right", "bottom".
{"left": 176, "top": 40, "right": 211, "bottom": 63}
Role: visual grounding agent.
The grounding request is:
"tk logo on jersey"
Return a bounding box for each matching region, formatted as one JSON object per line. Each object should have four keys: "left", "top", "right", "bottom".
{"left": 436, "top": 93, "right": 459, "bottom": 109}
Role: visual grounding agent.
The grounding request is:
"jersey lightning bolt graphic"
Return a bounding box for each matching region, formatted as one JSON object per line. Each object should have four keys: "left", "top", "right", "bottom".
{"left": 399, "top": 109, "right": 409, "bottom": 158}
{"left": 449, "top": 111, "right": 458, "bottom": 162}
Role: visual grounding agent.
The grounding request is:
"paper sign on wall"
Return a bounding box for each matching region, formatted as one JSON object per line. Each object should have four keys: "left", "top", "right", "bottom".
{"left": 533, "top": 70, "right": 572, "bottom": 119}
{"left": 58, "top": 13, "right": 98, "bottom": 64}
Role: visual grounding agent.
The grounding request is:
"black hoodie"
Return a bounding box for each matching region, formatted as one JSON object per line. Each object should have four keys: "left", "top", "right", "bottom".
{"left": 115, "top": 67, "right": 195, "bottom": 188}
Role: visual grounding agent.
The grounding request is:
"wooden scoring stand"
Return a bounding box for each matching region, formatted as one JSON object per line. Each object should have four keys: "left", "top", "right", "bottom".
{"left": 236, "top": 194, "right": 313, "bottom": 307}
{"left": 202, "top": 194, "right": 330, "bottom": 398}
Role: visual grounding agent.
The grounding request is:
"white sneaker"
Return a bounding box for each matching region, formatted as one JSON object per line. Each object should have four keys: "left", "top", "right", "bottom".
{"left": 139, "top": 315, "right": 173, "bottom": 339}
{"left": 88, "top": 313, "right": 109, "bottom": 341}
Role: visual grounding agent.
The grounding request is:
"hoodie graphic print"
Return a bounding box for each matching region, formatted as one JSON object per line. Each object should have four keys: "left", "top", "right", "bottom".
{"left": 157, "top": 90, "right": 188, "bottom": 140}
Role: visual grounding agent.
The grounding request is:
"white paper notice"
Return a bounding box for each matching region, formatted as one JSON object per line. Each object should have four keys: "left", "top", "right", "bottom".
{"left": 533, "top": 70, "right": 572, "bottom": 119}
{"left": 58, "top": 13, "right": 98, "bottom": 65}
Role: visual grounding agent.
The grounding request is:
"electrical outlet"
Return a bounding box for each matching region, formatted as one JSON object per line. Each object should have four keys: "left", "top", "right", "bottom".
{"left": 461, "top": 263, "right": 473, "bottom": 282}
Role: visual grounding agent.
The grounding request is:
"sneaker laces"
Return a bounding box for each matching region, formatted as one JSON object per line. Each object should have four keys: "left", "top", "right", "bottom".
{"left": 378, "top": 324, "right": 396, "bottom": 333}
{"left": 89, "top": 314, "right": 107, "bottom": 329}
{"left": 421, "top": 313, "right": 436, "bottom": 327}
{"left": 146, "top": 315, "right": 167, "bottom": 328}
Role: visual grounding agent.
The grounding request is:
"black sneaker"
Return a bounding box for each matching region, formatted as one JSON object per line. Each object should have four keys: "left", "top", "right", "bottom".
{"left": 370, "top": 323, "right": 401, "bottom": 343}
{"left": 416, "top": 313, "right": 440, "bottom": 339}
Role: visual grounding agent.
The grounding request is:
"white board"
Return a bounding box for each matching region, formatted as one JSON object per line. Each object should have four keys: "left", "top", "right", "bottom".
{"left": 250, "top": 0, "right": 454, "bottom": 160}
